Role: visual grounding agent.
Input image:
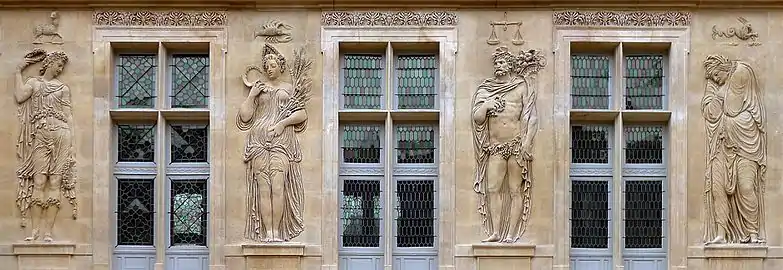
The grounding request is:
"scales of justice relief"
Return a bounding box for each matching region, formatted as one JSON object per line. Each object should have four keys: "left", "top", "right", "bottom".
{"left": 487, "top": 12, "right": 525, "bottom": 46}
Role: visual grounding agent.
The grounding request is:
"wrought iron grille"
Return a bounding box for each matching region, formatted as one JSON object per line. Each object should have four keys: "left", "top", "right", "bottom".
{"left": 395, "top": 125, "right": 435, "bottom": 164}
{"left": 117, "top": 54, "right": 157, "bottom": 108}
{"left": 571, "top": 55, "right": 611, "bottom": 109}
{"left": 395, "top": 55, "right": 437, "bottom": 109}
{"left": 624, "top": 126, "right": 664, "bottom": 164}
{"left": 118, "top": 124, "right": 156, "bottom": 162}
{"left": 571, "top": 125, "right": 610, "bottom": 164}
{"left": 171, "top": 124, "right": 209, "bottom": 163}
{"left": 624, "top": 180, "right": 663, "bottom": 249}
{"left": 570, "top": 180, "right": 609, "bottom": 248}
{"left": 341, "top": 179, "right": 382, "bottom": 247}
{"left": 341, "top": 125, "right": 382, "bottom": 163}
{"left": 625, "top": 55, "right": 665, "bottom": 110}
{"left": 342, "top": 54, "right": 384, "bottom": 109}
{"left": 395, "top": 180, "right": 436, "bottom": 247}
{"left": 170, "top": 180, "right": 208, "bottom": 246}
{"left": 170, "top": 55, "right": 210, "bottom": 108}
{"left": 116, "top": 178, "right": 155, "bottom": 246}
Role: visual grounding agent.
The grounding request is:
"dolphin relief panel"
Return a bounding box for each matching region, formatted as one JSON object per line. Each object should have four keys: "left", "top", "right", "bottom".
{"left": 702, "top": 55, "right": 766, "bottom": 245}
{"left": 471, "top": 46, "right": 545, "bottom": 243}
{"left": 236, "top": 43, "right": 313, "bottom": 242}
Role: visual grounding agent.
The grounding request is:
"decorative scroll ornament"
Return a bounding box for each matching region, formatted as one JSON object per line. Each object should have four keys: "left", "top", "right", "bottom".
{"left": 33, "top": 11, "right": 63, "bottom": 44}
{"left": 322, "top": 11, "right": 458, "bottom": 26}
{"left": 236, "top": 43, "right": 312, "bottom": 242}
{"left": 487, "top": 12, "right": 524, "bottom": 46}
{"left": 254, "top": 19, "right": 293, "bottom": 43}
{"left": 702, "top": 55, "right": 766, "bottom": 245}
{"left": 93, "top": 10, "right": 226, "bottom": 26}
{"left": 15, "top": 48, "right": 79, "bottom": 242}
{"left": 553, "top": 11, "right": 690, "bottom": 27}
{"left": 712, "top": 17, "right": 761, "bottom": 47}
{"left": 471, "top": 46, "right": 546, "bottom": 243}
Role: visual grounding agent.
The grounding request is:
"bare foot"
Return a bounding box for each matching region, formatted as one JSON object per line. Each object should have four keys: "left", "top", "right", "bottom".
{"left": 481, "top": 234, "right": 500, "bottom": 243}
{"left": 24, "top": 229, "right": 39, "bottom": 242}
{"left": 706, "top": 235, "right": 726, "bottom": 245}
{"left": 43, "top": 233, "right": 54, "bottom": 242}
{"left": 748, "top": 234, "right": 766, "bottom": 244}
{"left": 501, "top": 237, "right": 517, "bottom": 243}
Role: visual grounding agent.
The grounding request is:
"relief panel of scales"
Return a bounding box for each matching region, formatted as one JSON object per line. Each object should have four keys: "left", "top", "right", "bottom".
{"left": 487, "top": 12, "right": 525, "bottom": 45}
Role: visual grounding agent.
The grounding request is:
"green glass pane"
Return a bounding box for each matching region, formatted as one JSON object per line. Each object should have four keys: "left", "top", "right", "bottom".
{"left": 171, "top": 55, "right": 209, "bottom": 108}
{"left": 342, "top": 55, "right": 383, "bottom": 109}
{"left": 624, "top": 55, "right": 664, "bottom": 110}
{"left": 570, "top": 55, "right": 610, "bottom": 109}
{"left": 117, "top": 55, "right": 157, "bottom": 108}
{"left": 395, "top": 55, "right": 437, "bottom": 109}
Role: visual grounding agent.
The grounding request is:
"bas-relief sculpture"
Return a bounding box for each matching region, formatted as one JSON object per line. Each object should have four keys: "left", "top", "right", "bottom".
{"left": 237, "top": 43, "right": 313, "bottom": 242}
{"left": 254, "top": 20, "right": 293, "bottom": 43}
{"left": 702, "top": 55, "right": 766, "bottom": 245}
{"left": 487, "top": 12, "right": 524, "bottom": 46}
{"left": 471, "top": 46, "right": 546, "bottom": 243}
{"left": 33, "top": 11, "right": 63, "bottom": 44}
{"left": 321, "top": 10, "right": 458, "bottom": 26}
{"left": 552, "top": 10, "right": 691, "bottom": 27}
{"left": 15, "top": 48, "right": 78, "bottom": 242}
{"left": 712, "top": 17, "right": 761, "bottom": 47}
{"left": 92, "top": 10, "right": 227, "bottom": 26}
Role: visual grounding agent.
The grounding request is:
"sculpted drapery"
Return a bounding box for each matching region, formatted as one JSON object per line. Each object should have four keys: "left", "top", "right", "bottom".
{"left": 472, "top": 46, "right": 545, "bottom": 243}
{"left": 702, "top": 55, "right": 766, "bottom": 245}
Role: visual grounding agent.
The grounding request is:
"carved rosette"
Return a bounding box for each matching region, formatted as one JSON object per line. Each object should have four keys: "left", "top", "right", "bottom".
{"left": 553, "top": 10, "right": 690, "bottom": 27}
{"left": 322, "top": 11, "right": 458, "bottom": 26}
{"left": 93, "top": 10, "right": 227, "bottom": 26}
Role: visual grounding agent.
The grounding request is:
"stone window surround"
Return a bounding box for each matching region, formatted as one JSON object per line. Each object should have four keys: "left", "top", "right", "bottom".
{"left": 92, "top": 27, "right": 227, "bottom": 269}
{"left": 552, "top": 27, "right": 689, "bottom": 270}
{"left": 321, "top": 27, "right": 457, "bottom": 269}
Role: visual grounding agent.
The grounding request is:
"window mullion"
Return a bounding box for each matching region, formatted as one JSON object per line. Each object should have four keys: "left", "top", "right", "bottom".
{"left": 155, "top": 113, "right": 167, "bottom": 262}
{"left": 613, "top": 113, "right": 624, "bottom": 263}
{"left": 383, "top": 112, "right": 394, "bottom": 264}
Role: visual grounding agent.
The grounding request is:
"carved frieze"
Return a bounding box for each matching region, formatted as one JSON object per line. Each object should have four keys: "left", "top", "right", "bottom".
{"left": 321, "top": 11, "right": 458, "bottom": 26}
{"left": 553, "top": 11, "right": 690, "bottom": 27}
{"left": 712, "top": 17, "right": 761, "bottom": 46}
{"left": 93, "top": 10, "right": 227, "bottom": 26}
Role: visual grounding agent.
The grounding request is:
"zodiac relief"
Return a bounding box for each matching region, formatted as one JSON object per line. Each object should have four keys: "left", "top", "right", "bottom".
{"left": 14, "top": 48, "right": 78, "bottom": 242}
{"left": 254, "top": 20, "right": 293, "bottom": 43}
{"left": 236, "top": 44, "right": 312, "bottom": 242}
{"left": 711, "top": 17, "right": 761, "bottom": 47}
{"left": 486, "top": 12, "right": 524, "bottom": 46}
{"left": 33, "top": 11, "right": 64, "bottom": 44}
{"left": 702, "top": 55, "right": 766, "bottom": 245}
{"left": 471, "top": 46, "right": 545, "bottom": 243}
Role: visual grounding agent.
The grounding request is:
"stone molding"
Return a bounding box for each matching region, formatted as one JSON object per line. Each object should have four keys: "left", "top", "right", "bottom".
{"left": 93, "top": 10, "right": 227, "bottom": 26}
{"left": 321, "top": 11, "right": 458, "bottom": 26}
{"left": 12, "top": 242, "right": 76, "bottom": 255}
{"left": 471, "top": 243, "right": 536, "bottom": 257}
{"left": 240, "top": 243, "right": 306, "bottom": 256}
{"left": 553, "top": 10, "right": 691, "bottom": 27}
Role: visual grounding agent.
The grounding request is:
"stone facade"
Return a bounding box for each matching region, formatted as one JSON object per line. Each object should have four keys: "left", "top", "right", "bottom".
{"left": 0, "top": 2, "right": 782, "bottom": 270}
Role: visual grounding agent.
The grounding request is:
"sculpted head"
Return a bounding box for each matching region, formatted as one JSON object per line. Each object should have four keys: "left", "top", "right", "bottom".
{"left": 262, "top": 53, "right": 286, "bottom": 80}
{"left": 704, "top": 55, "right": 734, "bottom": 86}
{"left": 492, "top": 46, "right": 516, "bottom": 78}
{"left": 39, "top": 51, "right": 68, "bottom": 79}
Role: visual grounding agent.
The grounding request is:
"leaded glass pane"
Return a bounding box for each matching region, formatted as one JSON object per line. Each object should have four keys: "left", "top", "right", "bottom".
{"left": 571, "top": 180, "right": 609, "bottom": 248}
{"left": 571, "top": 55, "right": 611, "bottom": 109}
{"left": 395, "top": 125, "right": 435, "bottom": 164}
{"left": 342, "top": 54, "right": 384, "bottom": 109}
{"left": 571, "top": 125, "right": 610, "bottom": 164}
{"left": 396, "top": 55, "right": 437, "bottom": 109}
{"left": 396, "top": 180, "right": 436, "bottom": 247}
{"left": 341, "top": 180, "right": 382, "bottom": 247}
{"left": 170, "top": 180, "right": 208, "bottom": 246}
{"left": 117, "top": 178, "right": 154, "bottom": 245}
{"left": 624, "top": 180, "right": 663, "bottom": 248}
{"left": 625, "top": 55, "right": 665, "bottom": 110}
{"left": 117, "top": 55, "right": 157, "bottom": 108}
{"left": 342, "top": 125, "right": 382, "bottom": 163}
{"left": 118, "top": 124, "right": 155, "bottom": 162}
{"left": 171, "top": 124, "right": 209, "bottom": 163}
{"left": 624, "top": 126, "right": 664, "bottom": 164}
{"left": 171, "top": 55, "right": 209, "bottom": 108}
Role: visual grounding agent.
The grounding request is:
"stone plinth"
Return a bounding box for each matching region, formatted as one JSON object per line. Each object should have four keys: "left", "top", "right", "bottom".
{"left": 702, "top": 244, "right": 768, "bottom": 270}
{"left": 13, "top": 242, "right": 76, "bottom": 270}
{"left": 242, "top": 243, "right": 305, "bottom": 270}
{"left": 469, "top": 243, "right": 536, "bottom": 270}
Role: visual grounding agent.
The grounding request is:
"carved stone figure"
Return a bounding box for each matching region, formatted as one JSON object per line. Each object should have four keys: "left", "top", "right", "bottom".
{"left": 712, "top": 17, "right": 760, "bottom": 46}
{"left": 702, "top": 55, "right": 766, "bottom": 245}
{"left": 33, "top": 11, "right": 63, "bottom": 44}
{"left": 471, "top": 46, "right": 545, "bottom": 243}
{"left": 486, "top": 12, "right": 524, "bottom": 46}
{"left": 15, "top": 48, "right": 78, "bottom": 242}
{"left": 237, "top": 44, "right": 312, "bottom": 242}
{"left": 254, "top": 20, "right": 293, "bottom": 43}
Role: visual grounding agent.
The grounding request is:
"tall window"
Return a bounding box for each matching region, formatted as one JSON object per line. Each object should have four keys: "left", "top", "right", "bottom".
{"left": 338, "top": 43, "right": 439, "bottom": 270}
{"left": 112, "top": 44, "right": 210, "bottom": 270}
{"left": 569, "top": 42, "right": 667, "bottom": 270}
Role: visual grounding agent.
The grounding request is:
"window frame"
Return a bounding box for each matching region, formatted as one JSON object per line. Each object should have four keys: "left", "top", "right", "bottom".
{"left": 391, "top": 52, "right": 440, "bottom": 111}
{"left": 166, "top": 52, "right": 211, "bottom": 109}
{"left": 339, "top": 52, "right": 388, "bottom": 110}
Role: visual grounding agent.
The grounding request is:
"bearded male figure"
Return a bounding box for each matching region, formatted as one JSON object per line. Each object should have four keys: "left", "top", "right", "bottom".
{"left": 471, "top": 46, "right": 545, "bottom": 243}
{"left": 237, "top": 44, "right": 312, "bottom": 242}
{"left": 702, "top": 55, "right": 766, "bottom": 245}
{"left": 15, "top": 49, "right": 78, "bottom": 242}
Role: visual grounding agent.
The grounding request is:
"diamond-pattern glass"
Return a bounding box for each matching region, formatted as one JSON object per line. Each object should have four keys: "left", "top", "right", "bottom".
{"left": 571, "top": 55, "right": 611, "bottom": 109}
{"left": 624, "top": 180, "right": 663, "bottom": 248}
{"left": 571, "top": 180, "right": 609, "bottom": 248}
{"left": 342, "top": 125, "right": 382, "bottom": 163}
{"left": 117, "top": 55, "right": 157, "bottom": 108}
{"left": 171, "top": 55, "right": 209, "bottom": 108}
{"left": 396, "top": 55, "right": 437, "bottom": 109}
{"left": 118, "top": 124, "right": 155, "bottom": 162}
{"left": 624, "top": 126, "right": 664, "bottom": 164}
{"left": 342, "top": 54, "right": 384, "bottom": 109}
{"left": 571, "top": 125, "right": 610, "bottom": 164}
{"left": 170, "top": 180, "right": 208, "bottom": 246}
{"left": 395, "top": 125, "right": 435, "bottom": 164}
{"left": 117, "top": 178, "right": 154, "bottom": 245}
{"left": 625, "top": 55, "right": 665, "bottom": 110}
{"left": 395, "top": 180, "right": 436, "bottom": 247}
{"left": 341, "top": 180, "right": 382, "bottom": 248}
{"left": 171, "top": 124, "right": 209, "bottom": 163}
